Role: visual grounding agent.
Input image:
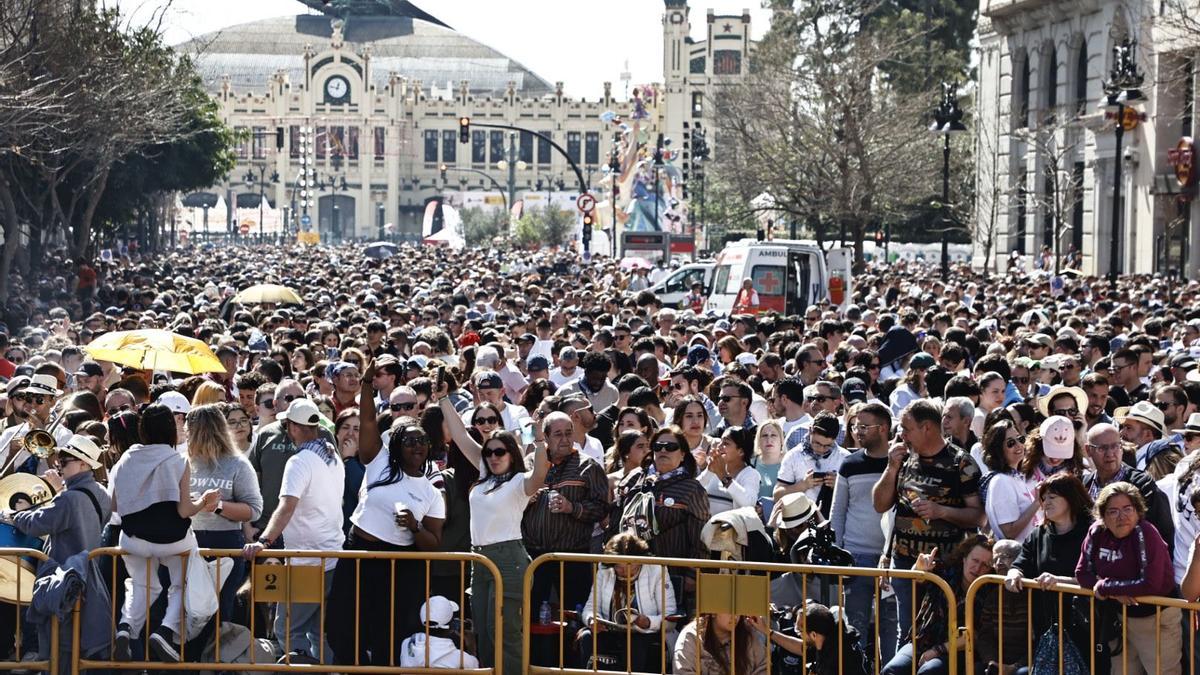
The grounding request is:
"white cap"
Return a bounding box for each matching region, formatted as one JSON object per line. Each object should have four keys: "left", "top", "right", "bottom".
{"left": 419, "top": 596, "right": 460, "bottom": 628}
{"left": 157, "top": 391, "right": 191, "bottom": 415}
{"left": 735, "top": 352, "right": 759, "bottom": 367}
{"left": 283, "top": 399, "right": 321, "bottom": 426}
{"left": 1040, "top": 416, "right": 1075, "bottom": 459}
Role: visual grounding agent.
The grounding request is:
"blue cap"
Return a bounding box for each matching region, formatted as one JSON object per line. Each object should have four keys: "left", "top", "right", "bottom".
{"left": 527, "top": 355, "right": 550, "bottom": 372}
{"left": 476, "top": 371, "right": 503, "bottom": 389}
{"left": 687, "top": 344, "right": 711, "bottom": 366}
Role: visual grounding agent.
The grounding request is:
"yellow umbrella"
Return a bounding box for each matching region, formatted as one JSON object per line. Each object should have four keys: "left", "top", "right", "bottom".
{"left": 84, "top": 329, "right": 226, "bottom": 374}
{"left": 233, "top": 284, "right": 303, "bottom": 305}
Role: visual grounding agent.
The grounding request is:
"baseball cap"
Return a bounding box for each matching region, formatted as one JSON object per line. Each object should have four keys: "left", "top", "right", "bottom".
{"left": 841, "top": 377, "right": 869, "bottom": 404}
{"left": 74, "top": 361, "right": 104, "bottom": 378}
{"left": 475, "top": 372, "right": 503, "bottom": 390}
{"left": 687, "top": 344, "right": 711, "bottom": 367}
{"left": 559, "top": 347, "right": 579, "bottom": 362}
{"left": 419, "top": 596, "right": 460, "bottom": 628}
{"left": 909, "top": 352, "right": 935, "bottom": 370}
{"left": 527, "top": 355, "right": 550, "bottom": 372}
{"left": 1040, "top": 416, "right": 1075, "bottom": 459}
{"left": 735, "top": 352, "right": 758, "bottom": 367}
{"left": 517, "top": 333, "right": 537, "bottom": 344}
{"left": 157, "top": 391, "right": 191, "bottom": 415}
{"left": 283, "top": 399, "right": 321, "bottom": 426}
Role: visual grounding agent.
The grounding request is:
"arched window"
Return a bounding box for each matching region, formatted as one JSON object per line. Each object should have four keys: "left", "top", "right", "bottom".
{"left": 1075, "top": 40, "right": 1088, "bottom": 114}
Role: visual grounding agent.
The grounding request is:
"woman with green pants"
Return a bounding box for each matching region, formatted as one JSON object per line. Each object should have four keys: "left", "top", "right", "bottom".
{"left": 439, "top": 395, "right": 549, "bottom": 674}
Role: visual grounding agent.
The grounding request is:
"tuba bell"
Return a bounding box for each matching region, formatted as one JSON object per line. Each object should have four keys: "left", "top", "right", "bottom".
{"left": 21, "top": 411, "right": 64, "bottom": 460}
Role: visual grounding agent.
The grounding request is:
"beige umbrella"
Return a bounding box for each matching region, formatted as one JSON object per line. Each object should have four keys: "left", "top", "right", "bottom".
{"left": 233, "top": 284, "right": 303, "bottom": 305}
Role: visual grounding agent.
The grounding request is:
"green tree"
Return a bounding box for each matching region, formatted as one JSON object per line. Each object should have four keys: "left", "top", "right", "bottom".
{"left": 512, "top": 205, "right": 575, "bottom": 249}
{"left": 459, "top": 206, "right": 508, "bottom": 247}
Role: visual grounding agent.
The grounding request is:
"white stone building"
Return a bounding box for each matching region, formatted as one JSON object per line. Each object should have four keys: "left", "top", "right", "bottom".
{"left": 176, "top": 0, "right": 754, "bottom": 246}
{"left": 975, "top": 0, "right": 1198, "bottom": 277}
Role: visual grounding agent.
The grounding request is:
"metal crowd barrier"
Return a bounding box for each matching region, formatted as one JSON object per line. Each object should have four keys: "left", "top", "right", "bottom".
{"left": 73, "top": 547, "right": 502, "bottom": 674}
{"left": 522, "top": 552, "right": 959, "bottom": 675}
{"left": 0, "top": 547, "right": 57, "bottom": 675}
{"left": 966, "top": 573, "right": 1200, "bottom": 675}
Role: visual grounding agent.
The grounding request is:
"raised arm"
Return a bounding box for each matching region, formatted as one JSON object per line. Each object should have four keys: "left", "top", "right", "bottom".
{"left": 522, "top": 435, "right": 550, "bottom": 496}
{"left": 439, "top": 393, "right": 482, "bottom": 469}
{"left": 358, "top": 359, "right": 383, "bottom": 465}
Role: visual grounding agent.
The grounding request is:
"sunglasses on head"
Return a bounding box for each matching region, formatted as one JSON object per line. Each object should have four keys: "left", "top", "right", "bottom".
{"left": 652, "top": 440, "right": 682, "bottom": 452}
{"left": 390, "top": 401, "right": 417, "bottom": 412}
{"left": 481, "top": 446, "right": 507, "bottom": 458}
{"left": 474, "top": 415, "right": 500, "bottom": 425}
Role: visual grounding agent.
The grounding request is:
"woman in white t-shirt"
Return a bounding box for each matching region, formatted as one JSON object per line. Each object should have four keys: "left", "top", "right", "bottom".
{"left": 325, "top": 419, "right": 446, "bottom": 666}
{"left": 696, "top": 426, "right": 761, "bottom": 515}
{"left": 436, "top": 390, "right": 549, "bottom": 675}
{"left": 980, "top": 419, "right": 1040, "bottom": 542}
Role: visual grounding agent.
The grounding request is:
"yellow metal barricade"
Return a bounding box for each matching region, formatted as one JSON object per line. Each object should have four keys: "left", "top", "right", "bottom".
{"left": 0, "top": 547, "right": 57, "bottom": 675}
{"left": 966, "top": 573, "right": 1200, "bottom": 675}
{"left": 76, "top": 547, "right": 501, "bottom": 674}
{"left": 523, "top": 552, "right": 959, "bottom": 675}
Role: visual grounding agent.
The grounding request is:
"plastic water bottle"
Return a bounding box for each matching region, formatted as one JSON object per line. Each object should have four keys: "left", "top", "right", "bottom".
{"left": 539, "top": 600, "right": 552, "bottom": 625}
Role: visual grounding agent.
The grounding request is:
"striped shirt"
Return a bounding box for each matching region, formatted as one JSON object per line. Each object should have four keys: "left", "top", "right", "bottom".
{"left": 521, "top": 450, "right": 609, "bottom": 552}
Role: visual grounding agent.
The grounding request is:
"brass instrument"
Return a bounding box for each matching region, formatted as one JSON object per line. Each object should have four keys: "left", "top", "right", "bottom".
{"left": 20, "top": 410, "right": 63, "bottom": 460}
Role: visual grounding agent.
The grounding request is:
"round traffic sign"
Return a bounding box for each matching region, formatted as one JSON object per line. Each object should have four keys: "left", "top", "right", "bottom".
{"left": 300, "top": 214, "right": 312, "bottom": 227}
{"left": 576, "top": 192, "right": 596, "bottom": 213}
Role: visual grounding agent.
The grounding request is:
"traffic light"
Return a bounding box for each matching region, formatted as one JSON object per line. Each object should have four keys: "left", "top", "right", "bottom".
{"left": 458, "top": 117, "right": 470, "bottom": 144}
{"left": 439, "top": 164, "right": 448, "bottom": 181}
{"left": 582, "top": 210, "right": 594, "bottom": 250}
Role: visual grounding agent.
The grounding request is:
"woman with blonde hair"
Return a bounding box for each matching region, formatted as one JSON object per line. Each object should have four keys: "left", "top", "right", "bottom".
{"left": 185, "top": 403, "right": 263, "bottom": 620}
{"left": 191, "top": 380, "right": 227, "bottom": 406}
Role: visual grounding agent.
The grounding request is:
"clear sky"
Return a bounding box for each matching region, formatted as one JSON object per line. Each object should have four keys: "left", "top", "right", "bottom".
{"left": 115, "top": 0, "right": 772, "bottom": 99}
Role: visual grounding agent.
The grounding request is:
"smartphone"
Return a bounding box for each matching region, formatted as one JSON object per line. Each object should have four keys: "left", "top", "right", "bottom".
{"left": 436, "top": 365, "right": 446, "bottom": 391}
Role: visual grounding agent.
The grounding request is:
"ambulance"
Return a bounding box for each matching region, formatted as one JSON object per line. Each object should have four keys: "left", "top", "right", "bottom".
{"left": 705, "top": 239, "right": 854, "bottom": 316}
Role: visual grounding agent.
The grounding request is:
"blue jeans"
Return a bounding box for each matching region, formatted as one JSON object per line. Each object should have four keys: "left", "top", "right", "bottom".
{"left": 845, "top": 552, "right": 897, "bottom": 666}
{"left": 274, "top": 567, "right": 334, "bottom": 661}
{"left": 891, "top": 553, "right": 917, "bottom": 652}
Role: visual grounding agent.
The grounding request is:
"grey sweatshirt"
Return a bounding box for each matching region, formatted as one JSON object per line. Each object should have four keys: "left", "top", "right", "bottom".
{"left": 188, "top": 454, "right": 264, "bottom": 531}
{"left": 109, "top": 443, "right": 186, "bottom": 516}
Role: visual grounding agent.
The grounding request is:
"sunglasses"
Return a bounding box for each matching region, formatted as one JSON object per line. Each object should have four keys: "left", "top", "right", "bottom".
{"left": 474, "top": 416, "right": 500, "bottom": 425}
{"left": 652, "top": 441, "right": 682, "bottom": 452}
{"left": 106, "top": 403, "right": 132, "bottom": 415}
{"left": 400, "top": 435, "right": 430, "bottom": 447}
{"left": 1052, "top": 407, "right": 1079, "bottom": 417}
{"left": 259, "top": 399, "right": 275, "bottom": 409}
{"left": 1005, "top": 436, "right": 1026, "bottom": 449}
{"left": 716, "top": 395, "right": 745, "bottom": 403}
{"left": 1154, "top": 401, "right": 1179, "bottom": 410}
{"left": 17, "top": 394, "right": 48, "bottom": 405}
{"left": 809, "top": 395, "right": 833, "bottom": 404}
{"left": 390, "top": 402, "right": 417, "bottom": 412}
{"left": 280, "top": 394, "right": 300, "bottom": 404}
{"left": 481, "top": 446, "right": 508, "bottom": 458}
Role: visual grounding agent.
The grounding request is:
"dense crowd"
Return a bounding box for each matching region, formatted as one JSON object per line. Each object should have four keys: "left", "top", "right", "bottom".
{"left": 1, "top": 243, "right": 1200, "bottom": 675}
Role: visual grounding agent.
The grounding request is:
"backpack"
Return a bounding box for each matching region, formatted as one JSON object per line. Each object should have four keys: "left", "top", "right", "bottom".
{"left": 618, "top": 489, "right": 659, "bottom": 541}
{"left": 1030, "top": 623, "right": 1087, "bottom": 675}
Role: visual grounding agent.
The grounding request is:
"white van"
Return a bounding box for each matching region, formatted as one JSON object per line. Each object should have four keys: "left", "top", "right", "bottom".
{"left": 647, "top": 262, "right": 715, "bottom": 308}
{"left": 706, "top": 239, "right": 854, "bottom": 316}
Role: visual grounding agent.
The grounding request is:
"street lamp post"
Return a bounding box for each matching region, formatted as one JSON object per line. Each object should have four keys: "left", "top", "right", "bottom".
{"left": 929, "top": 82, "right": 967, "bottom": 281}
{"left": 243, "top": 166, "right": 280, "bottom": 244}
{"left": 609, "top": 135, "right": 620, "bottom": 258}
{"left": 497, "top": 133, "right": 526, "bottom": 225}
{"left": 653, "top": 133, "right": 665, "bottom": 230}
{"left": 1102, "top": 37, "right": 1146, "bottom": 286}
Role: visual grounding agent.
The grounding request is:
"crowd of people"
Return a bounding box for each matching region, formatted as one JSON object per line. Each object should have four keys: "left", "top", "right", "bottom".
{"left": 1, "top": 243, "right": 1200, "bottom": 674}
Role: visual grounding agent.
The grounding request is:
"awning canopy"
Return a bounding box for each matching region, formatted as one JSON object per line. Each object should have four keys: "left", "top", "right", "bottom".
{"left": 182, "top": 192, "right": 219, "bottom": 208}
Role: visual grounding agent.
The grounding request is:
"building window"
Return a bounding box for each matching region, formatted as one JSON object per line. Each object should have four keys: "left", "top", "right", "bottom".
{"left": 713, "top": 50, "right": 742, "bottom": 75}
{"left": 1075, "top": 41, "right": 1089, "bottom": 115}
{"left": 234, "top": 126, "right": 248, "bottom": 159}
{"left": 329, "top": 126, "right": 348, "bottom": 158}
{"left": 584, "top": 132, "right": 600, "bottom": 165}
{"left": 290, "top": 125, "right": 301, "bottom": 159}
{"left": 538, "top": 131, "right": 552, "bottom": 165}
{"left": 489, "top": 130, "right": 504, "bottom": 164}
{"left": 567, "top": 132, "right": 581, "bottom": 164}
{"left": 692, "top": 92, "right": 704, "bottom": 118}
{"left": 1015, "top": 170, "right": 1028, "bottom": 254}
{"left": 374, "top": 127, "right": 385, "bottom": 159}
{"left": 472, "top": 130, "right": 486, "bottom": 164}
{"left": 251, "top": 126, "right": 266, "bottom": 159}
{"left": 1046, "top": 47, "right": 1058, "bottom": 115}
{"left": 347, "top": 127, "right": 359, "bottom": 160}
{"left": 690, "top": 57, "right": 706, "bottom": 74}
{"left": 315, "top": 126, "right": 328, "bottom": 159}
{"left": 1017, "top": 55, "right": 1031, "bottom": 128}
{"left": 519, "top": 131, "right": 534, "bottom": 164}
{"left": 424, "top": 130, "right": 438, "bottom": 163}
{"left": 442, "top": 129, "right": 457, "bottom": 163}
